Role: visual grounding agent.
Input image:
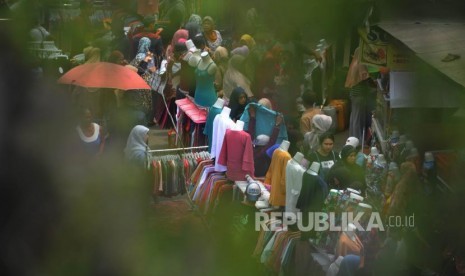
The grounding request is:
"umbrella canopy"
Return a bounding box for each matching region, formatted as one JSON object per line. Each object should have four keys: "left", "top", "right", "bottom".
{"left": 58, "top": 62, "right": 151, "bottom": 90}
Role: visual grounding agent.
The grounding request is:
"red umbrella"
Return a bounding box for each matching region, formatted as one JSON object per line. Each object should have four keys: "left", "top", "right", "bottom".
{"left": 58, "top": 62, "right": 151, "bottom": 90}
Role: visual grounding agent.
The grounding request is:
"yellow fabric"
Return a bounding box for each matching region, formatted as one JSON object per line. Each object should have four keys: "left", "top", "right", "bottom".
{"left": 264, "top": 149, "right": 291, "bottom": 206}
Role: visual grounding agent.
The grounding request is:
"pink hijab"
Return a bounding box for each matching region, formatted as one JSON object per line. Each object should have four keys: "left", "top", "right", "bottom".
{"left": 345, "top": 48, "right": 369, "bottom": 88}
{"left": 167, "top": 29, "right": 189, "bottom": 60}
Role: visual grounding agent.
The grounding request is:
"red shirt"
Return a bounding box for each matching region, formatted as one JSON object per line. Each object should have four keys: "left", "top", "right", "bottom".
{"left": 218, "top": 129, "right": 254, "bottom": 181}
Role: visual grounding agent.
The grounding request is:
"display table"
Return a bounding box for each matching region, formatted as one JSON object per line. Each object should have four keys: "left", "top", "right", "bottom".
{"left": 175, "top": 96, "right": 208, "bottom": 147}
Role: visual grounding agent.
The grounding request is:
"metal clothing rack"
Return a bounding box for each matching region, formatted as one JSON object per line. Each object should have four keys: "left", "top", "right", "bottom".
{"left": 148, "top": 145, "right": 208, "bottom": 154}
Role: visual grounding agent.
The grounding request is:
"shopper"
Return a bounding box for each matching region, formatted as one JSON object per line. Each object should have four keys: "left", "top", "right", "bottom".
{"left": 327, "top": 145, "right": 365, "bottom": 192}
{"left": 300, "top": 91, "right": 322, "bottom": 135}
{"left": 124, "top": 125, "right": 150, "bottom": 168}
{"left": 76, "top": 107, "right": 105, "bottom": 159}
{"left": 202, "top": 16, "right": 223, "bottom": 53}
{"left": 345, "top": 48, "right": 376, "bottom": 141}
{"left": 228, "top": 87, "right": 250, "bottom": 121}
{"left": 303, "top": 114, "right": 333, "bottom": 153}
{"left": 306, "top": 132, "right": 339, "bottom": 181}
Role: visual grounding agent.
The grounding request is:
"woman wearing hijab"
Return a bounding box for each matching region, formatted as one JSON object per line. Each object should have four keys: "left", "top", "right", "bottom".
{"left": 131, "top": 37, "right": 152, "bottom": 66}
{"left": 327, "top": 145, "right": 365, "bottom": 192}
{"left": 202, "top": 16, "right": 222, "bottom": 53}
{"left": 166, "top": 29, "right": 189, "bottom": 65}
{"left": 228, "top": 87, "right": 249, "bottom": 121}
{"left": 240, "top": 34, "right": 256, "bottom": 50}
{"left": 83, "top": 46, "right": 101, "bottom": 63}
{"left": 212, "top": 46, "right": 229, "bottom": 93}
{"left": 185, "top": 14, "right": 202, "bottom": 39}
{"left": 128, "top": 37, "right": 154, "bottom": 126}
{"left": 222, "top": 54, "right": 253, "bottom": 102}
{"left": 124, "top": 125, "right": 150, "bottom": 168}
{"left": 303, "top": 114, "right": 333, "bottom": 153}
{"left": 345, "top": 47, "right": 376, "bottom": 141}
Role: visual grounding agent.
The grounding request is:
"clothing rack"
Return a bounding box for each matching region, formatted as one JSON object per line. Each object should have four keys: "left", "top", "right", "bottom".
{"left": 148, "top": 145, "right": 208, "bottom": 154}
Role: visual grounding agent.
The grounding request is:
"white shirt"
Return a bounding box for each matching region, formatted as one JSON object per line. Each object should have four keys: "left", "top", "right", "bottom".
{"left": 285, "top": 158, "right": 306, "bottom": 215}
{"left": 210, "top": 113, "right": 235, "bottom": 172}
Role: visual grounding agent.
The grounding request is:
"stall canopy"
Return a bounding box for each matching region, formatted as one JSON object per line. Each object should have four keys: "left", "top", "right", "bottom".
{"left": 377, "top": 20, "right": 465, "bottom": 108}
{"left": 378, "top": 20, "right": 465, "bottom": 89}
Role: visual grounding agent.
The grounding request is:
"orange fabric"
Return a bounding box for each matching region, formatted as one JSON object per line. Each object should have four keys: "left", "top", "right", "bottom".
{"left": 300, "top": 108, "right": 322, "bottom": 135}
{"left": 265, "top": 149, "right": 292, "bottom": 206}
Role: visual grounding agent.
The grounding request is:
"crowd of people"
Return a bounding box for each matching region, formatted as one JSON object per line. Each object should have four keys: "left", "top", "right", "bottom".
{"left": 13, "top": 1, "right": 465, "bottom": 275}
{"left": 44, "top": 0, "right": 383, "bottom": 199}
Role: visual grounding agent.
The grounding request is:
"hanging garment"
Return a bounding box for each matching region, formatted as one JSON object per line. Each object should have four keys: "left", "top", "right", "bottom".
{"left": 265, "top": 149, "right": 292, "bottom": 207}
{"left": 296, "top": 171, "right": 328, "bottom": 239}
{"left": 285, "top": 158, "right": 306, "bottom": 215}
{"left": 240, "top": 102, "right": 288, "bottom": 144}
{"left": 210, "top": 113, "right": 235, "bottom": 171}
{"left": 218, "top": 129, "right": 254, "bottom": 181}
{"left": 203, "top": 105, "right": 222, "bottom": 152}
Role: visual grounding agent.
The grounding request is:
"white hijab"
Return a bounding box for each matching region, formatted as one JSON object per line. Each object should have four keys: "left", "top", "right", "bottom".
{"left": 304, "top": 114, "right": 333, "bottom": 152}
{"left": 124, "top": 125, "right": 150, "bottom": 163}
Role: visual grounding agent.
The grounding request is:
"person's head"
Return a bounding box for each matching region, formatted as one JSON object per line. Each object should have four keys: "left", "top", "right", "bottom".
{"left": 137, "top": 37, "right": 151, "bottom": 55}
{"left": 240, "top": 34, "right": 256, "bottom": 49}
{"left": 192, "top": 34, "right": 206, "bottom": 50}
{"left": 345, "top": 136, "right": 360, "bottom": 151}
{"left": 340, "top": 145, "right": 357, "bottom": 165}
{"left": 130, "top": 125, "right": 150, "bottom": 145}
{"left": 173, "top": 41, "right": 188, "bottom": 60}
{"left": 230, "top": 87, "right": 248, "bottom": 106}
{"left": 213, "top": 46, "right": 229, "bottom": 64}
{"left": 318, "top": 133, "right": 334, "bottom": 154}
{"left": 79, "top": 107, "right": 93, "bottom": 125}
{"left": 108, "top": 50, "right": 126, "bottom": 65}
{"left": 231, "top": 45, "right": 249, "bottom": 57}
{"left": 302, "top": 91, "right": 317, "bottom": 108}
{"left": 188, "top": 14, "right": 202, "bottom": 25}
{"left": 83, "top": 46, "right": 101, "bottom": 63}
{"left": 202, "top": 16, "right": 215, "bottom": 33}
{"left": 142, "top": 15, "right": 156, "bottom": 30}
{"left": 229, "top": 87, "right": 249, "bottom": 120}
{"left": 258, "top": 98, "right": 272, "bottom": 110}
{"left": 312, "top": 114, "right": 332, "bottom": 132}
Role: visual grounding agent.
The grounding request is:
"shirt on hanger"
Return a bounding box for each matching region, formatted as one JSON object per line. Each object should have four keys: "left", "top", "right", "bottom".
{"left": 265, "top": 149, "right": 292, "bottom": 207}
{"left": 211, "top": 113, "right": 235, "bottom": 171}
{"left": 285, "top": 158, "right": 306, "bottom": 215}
{"left": 218, "top": 129, "right": 254, "bottom": 181}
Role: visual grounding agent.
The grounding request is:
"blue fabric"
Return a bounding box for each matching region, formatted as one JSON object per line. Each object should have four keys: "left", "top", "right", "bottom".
{"left": 266, "top": 144, "right": 280, "bottom": 158}
{"left": 355, "top": 152, "right": 366, "bottom": 167}
{"left": 337, "top": 255, "right": 360, "bottom": 276}
{"left": 82, "top": 136, "right": 101, "bottom": 156}
{"left": 240, "top": 102, "right": 288, "bottom": 144}
{"left": 203, "top": 106, "right": 222, "bottom": 152}
{"left": 194, "top": 63, "right": 217, "bottom": 107}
